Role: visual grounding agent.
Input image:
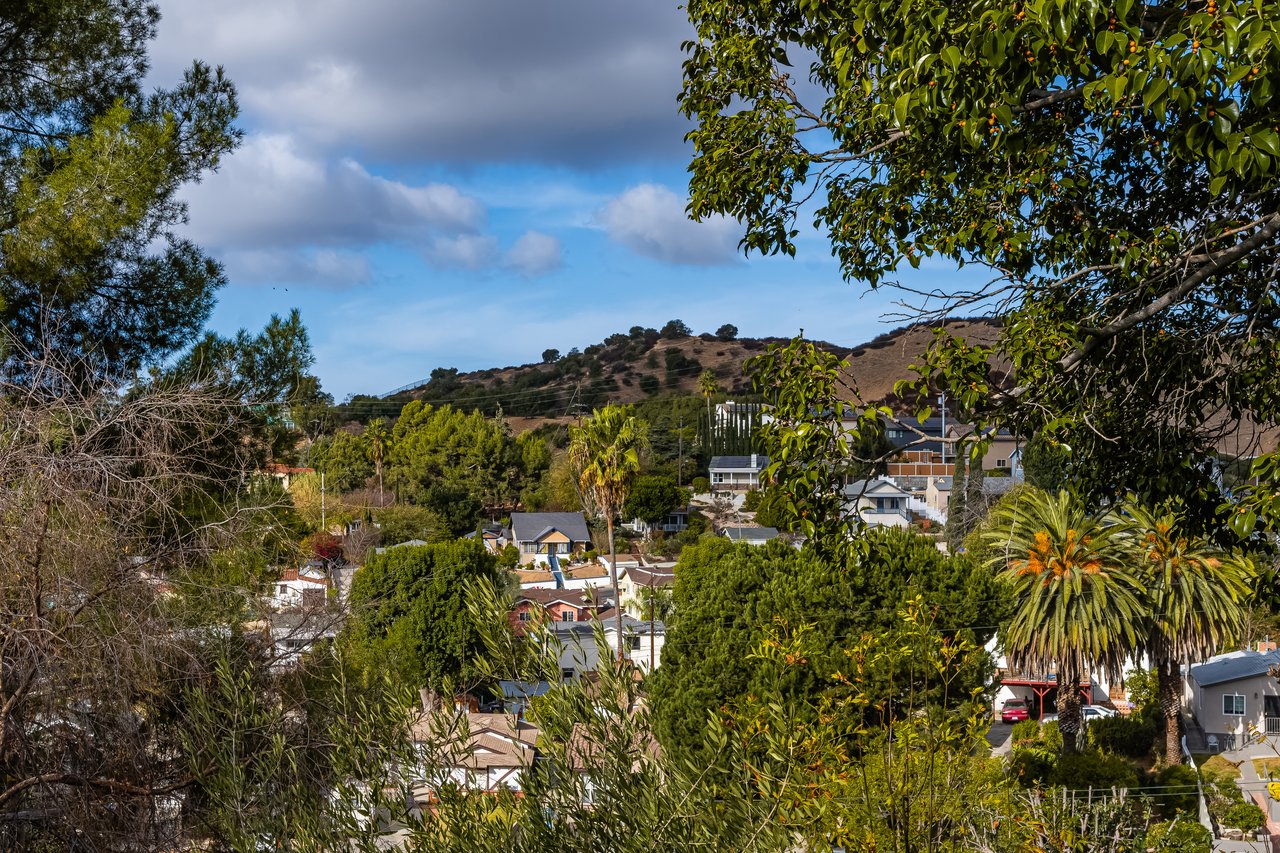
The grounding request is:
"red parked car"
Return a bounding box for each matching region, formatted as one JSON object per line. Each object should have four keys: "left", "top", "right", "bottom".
{"left": 1000, "top": 698, "right": 1030, "bottom": 723}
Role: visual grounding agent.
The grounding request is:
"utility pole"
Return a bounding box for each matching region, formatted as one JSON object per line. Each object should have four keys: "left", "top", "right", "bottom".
{"left": 321, "top": 471, "right": 326, "bottom": 530}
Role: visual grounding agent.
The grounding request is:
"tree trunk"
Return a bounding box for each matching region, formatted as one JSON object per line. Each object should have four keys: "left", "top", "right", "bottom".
{"left": 377, "top": 463, "right": 384, "bottom": 507}
{"left": 607, "top": 516, "right": 624, "bottom": 663}
{"left": 1158, "top": 659, "right": 1185, "bottom": 765}
{"left": 1057, "top": 665, "right": 1085, "bottom": 754}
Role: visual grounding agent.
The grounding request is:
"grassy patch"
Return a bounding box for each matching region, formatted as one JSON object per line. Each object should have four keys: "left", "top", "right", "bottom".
{"left": 1253, "top": 757, "right": 1280, "bottom": 779}
{"left": 1200, "top": 754, "right": 1242, "bottom": 780}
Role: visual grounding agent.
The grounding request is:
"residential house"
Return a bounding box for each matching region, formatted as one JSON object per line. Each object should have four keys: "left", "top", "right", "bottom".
{"left": 925, "top": 476, "right": 952, "bottom": 514}
{"left": 270, "top": 562, "right": 331, "bottom": 609}
{"left": 409, "top": 711, "right": 538, "bottom": 796}
{"left": 263, "top": 463, "right": 314, "bottom": 491}
{"left": 708, "top": 454, "right": 770, "bottom": 492}
{"left": 945, "top": 424, "right": 1023, "bottom": 475}
{"left": 511, "top": 588, "right": 599, "bottom": 633}
{"left": 515, "top": 559, "right": 611, "bottom": 592}
{"left": 269, "top": 610, "right": 341, "bottom": 669}
{"left": 463, "top": 523, "right": 513, "bottom": 555}
{"left": 618, "top": 564, "right": 676, "bottom": 617}
{"left": 373, "top": 538, "right": 429, "bottom": 554}
{"left": 844, "top": 478, "right": 913, "bottom": 528}
{"left": 625, "top": 506, "right": 689, "bottom": 536}
{"left": 602, "top": 610, "right": 666, "bottom": 671}
{"left": 1185, "top": 647, "right": 1280, "bottom": 748}
{"left": 721, "top": 526, "right": 779, "bottom": 546}
{"left": 509, "top": 512, "right": 591, "bottom": 568}
{"left": 714, "top": 400, "right": 773, "bottom": 429}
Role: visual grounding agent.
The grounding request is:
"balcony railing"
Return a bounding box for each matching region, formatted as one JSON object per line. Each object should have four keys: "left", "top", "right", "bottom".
{"left": 1264, "top": 716, "right": 1280, "bottom": 736}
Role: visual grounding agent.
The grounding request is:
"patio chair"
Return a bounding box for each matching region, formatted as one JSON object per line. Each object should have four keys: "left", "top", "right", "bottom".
{"left": 1206, "top": 734, "right": 1220, "bottom": 753}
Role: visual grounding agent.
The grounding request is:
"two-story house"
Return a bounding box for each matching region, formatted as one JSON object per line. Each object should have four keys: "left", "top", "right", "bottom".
{"left": 708, "top": 454, "right": 770, "bottom": 492}
{"left": 509, "top": 512, "right": 591, "bottom": 568}
{"left": 844, "top": 478, "right": 914, "bottom": 528}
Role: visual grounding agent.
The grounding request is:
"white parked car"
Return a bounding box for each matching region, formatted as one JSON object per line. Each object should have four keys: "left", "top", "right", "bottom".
{"left": 1040, "top": 705, "right": 1117, "bottom": 724}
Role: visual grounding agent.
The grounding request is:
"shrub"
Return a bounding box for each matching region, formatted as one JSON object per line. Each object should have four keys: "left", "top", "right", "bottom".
{"left": 639, "top": 375, "right": 660, "bottom": 396}
{"left": 1223, "top": 802, "right": 1266, "bottom": 832}
{"left": 584, "top": 549, "right": 598, "bottom": 562}
{"left": 1011, "top": 720, "right": 1041, "bottom": 746}
{"left": 742, "top": 489, "right": 762, "bottom": 512}
{"left": 1050, "top": 750, "right": 1138, "bottom": 791}
{"left": 1040, "top": 720, "right": 1063, "bottom": 753}
{"left": 691, "top": 476, "right": 710, "bottom": 494}
{"left": 1145, "top": 820, "right": 1211, "bottom": 853}
{"left": 1090, "top": 713, "right": 1159, "bottom": 758}
{"left": 1155, "top": 764, "right": 1200, "bottom": 818}
{"left": 1007, "top": 748, "right": 1055, "bottom": 787}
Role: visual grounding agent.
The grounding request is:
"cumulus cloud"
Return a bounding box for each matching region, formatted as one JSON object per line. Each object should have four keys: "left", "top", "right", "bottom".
{"left": 151, "top": 0, "right": 692, "bottom": 164}
{"left": 598, "top": 184, "right": 742, "bottom": 266}
{"left": 182, "top": 133, "right": 485, "bottom": 251}
{"left": 504, "top": 231, "right": 563, "bottom": 276}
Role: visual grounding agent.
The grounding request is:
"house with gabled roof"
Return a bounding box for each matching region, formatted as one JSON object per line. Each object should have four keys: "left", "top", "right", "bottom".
{"left": 1186, "top": 646, "right": 1280, "bottom": 748}
{"left": 721, "top": 526, "right": 779, "bottom": 546}
{"left": 708, "top": 454, "right": 770, "bottom": 492}
{"left": 844, "top": 478, "right": 913, "bottom": 528}
{"left": 509, "top": 512, "right": 591, "bottom": 568}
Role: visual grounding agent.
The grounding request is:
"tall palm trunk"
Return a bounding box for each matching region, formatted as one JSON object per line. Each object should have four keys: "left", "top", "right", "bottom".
{"left": 1157, "top": 657, "right": 1185, "bottom": 765}
{"left": 1057, "top": 665, "right": 1085, "bottom": 753}
{"left": 607, "top": 516, "right": 624, "bottom": 663}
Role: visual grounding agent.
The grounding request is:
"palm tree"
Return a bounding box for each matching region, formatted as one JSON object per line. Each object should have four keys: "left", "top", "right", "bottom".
{"left": 627, "top": 584, "right": 674, "bottom": 671}
{"left": 984, "top": 488, "right": 1144, "bottom": 753}
{"left": 366, "top": 418, "right": 390, "bottom": 506}
{"left": 1119, "top": 502, "right": 1255, "bottom": 764}
{"left": 569, "top": 405, "right": 648, "bottom": 660}
{"left": 698, "top": 369, "right": 718, "bottom": 426}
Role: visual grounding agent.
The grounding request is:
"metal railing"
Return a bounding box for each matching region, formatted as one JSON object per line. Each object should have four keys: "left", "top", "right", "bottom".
{"left": 1265, "top": 716, "right": 1280, "bottom": 735}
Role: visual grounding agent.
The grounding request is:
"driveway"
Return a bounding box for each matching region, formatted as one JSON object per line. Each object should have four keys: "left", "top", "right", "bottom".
{"left": 986, "top": 722, "right": 1014, "bottom": 756}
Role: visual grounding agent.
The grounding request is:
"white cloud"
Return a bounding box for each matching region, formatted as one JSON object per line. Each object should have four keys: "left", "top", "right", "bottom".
{"left": 504, "top": 231, "right": 563, "bottom": 277}
{"left": 598, "top": 184, "right": 742, "bottom": 266}
{"left": 182, "top": 133, "right": 485, "bottom": 251}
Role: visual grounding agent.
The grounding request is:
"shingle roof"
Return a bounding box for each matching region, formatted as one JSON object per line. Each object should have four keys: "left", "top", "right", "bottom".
{"left": 722, "top": 526, "right": 779, "bottom": 542}
{"left": 982, "top": 478, "right": 1016, "bottom": 496}
{"left": 933, "top": 476, "right": 953, "bottom": 490}
{"left": 1189, "top": 650, "right": 1280, "bottom": 687}
{"left": 844, "top": 478, "right": 909, "bottom": 498}
{"left": 510, "top": 512, "right": 589, "bottom": 543}
{"left": 709, "top": 455, "right": 770, "bottom": 471}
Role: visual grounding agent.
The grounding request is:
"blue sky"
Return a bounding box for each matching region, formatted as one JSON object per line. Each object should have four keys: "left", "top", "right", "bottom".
{"left": 150, "top": 0, "right": 985, "bottom": 400}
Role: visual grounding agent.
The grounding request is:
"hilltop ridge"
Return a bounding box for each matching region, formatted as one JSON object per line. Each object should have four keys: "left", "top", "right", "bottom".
{"left": 339, "top": 318, "right": 1005, "bottom": 424}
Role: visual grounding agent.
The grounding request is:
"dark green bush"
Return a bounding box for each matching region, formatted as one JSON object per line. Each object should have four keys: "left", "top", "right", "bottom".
{"left": 1223, "top": 802, "right": 1266, "bottom": 832}
{"left": 1145, "top": 820, "right": 1211, "bottom": 853}
{"left": 1050, "top": 750, "right": 1139, "bottom": 790}
{"left": 1154, "top": 764, "right": 1200, "bottom": 818}
{"left": 1008, "top": 747, "right": 1055, "bottom": 787}
{"left": 691, "top": 476, "right": 710, "bottom": 494}
{"left": 1089, "top": 712, "right": 1159, "bottom": 758}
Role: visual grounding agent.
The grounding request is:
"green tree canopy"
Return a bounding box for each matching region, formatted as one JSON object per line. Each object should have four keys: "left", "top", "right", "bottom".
{"left": 310, "top": 430, "right": 373, "bottom": 493}
{"left": 682, "top": 0, "right": 1280, "bottom": 528}
{"left": 0, "top": 1, "right": 239, "bottom": 383}
{"left": 386, "top": 401, "right": 517, "bottom": 533}
{"left": 341, "top": 540, "right": 505, "bottom": 693}
{"left": 651, "top": 531, "right": 1004, "bottom": 761}
{"left": 622, "top": 475, "right": 685, "bottom": 524}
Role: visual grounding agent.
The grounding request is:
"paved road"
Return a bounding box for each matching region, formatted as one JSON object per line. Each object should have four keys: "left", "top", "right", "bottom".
{"left": 986, "top": 722, "right": 1014, "bottom": 756}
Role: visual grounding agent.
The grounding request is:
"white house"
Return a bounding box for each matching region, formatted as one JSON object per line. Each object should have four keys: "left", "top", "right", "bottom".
{"left": 709, "top": 455, "right": 770, "bottom": 492}
{"left": 618, "top": 564, "right": 675, "bottom": 617}
{"left": 843, "top": 478, "right": 913, "bottom": 528}
{"left": 270, "top": 562, "right": 330, "bottom": 609}
{"left": 1186, "top": 647, "right": 1280, "bottom": 747}
{"left": 625, "top": 506, "right": 689, "bottom": 536}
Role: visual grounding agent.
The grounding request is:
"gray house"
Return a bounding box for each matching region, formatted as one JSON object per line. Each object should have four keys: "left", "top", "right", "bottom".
{"left": 1185, "top": 648, "right": 1280, "bottom": 749}
{"left": 509, "top": 512, "right": 592, "bottom": 568}
{"left": 709, "top": 455, "right": 770, "bottom": 492}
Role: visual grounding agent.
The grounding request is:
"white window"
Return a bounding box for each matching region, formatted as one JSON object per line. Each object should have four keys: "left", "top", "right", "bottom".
{"left": 560, "top": 611, "right": 575, "bottom": 622}
{"left": 518, "top": 611, "right": 530, "bottom": 622}
{"left": 1224, "top": 694, "right": 1246, "bottom": 716}
{"left": 712, "top": 472, "right": 726, "bottom": 483}
{"left": 996, "top": 458, "right": 1008, "bottom": 468}
{"left": 561, "top": 668, "right": 575, "bottom": 681}
{"left": 629, "top": 635, "right": 641, "bottom": 651}
{"left": 277, "top": 584, "right": 288, "bottom": 596}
